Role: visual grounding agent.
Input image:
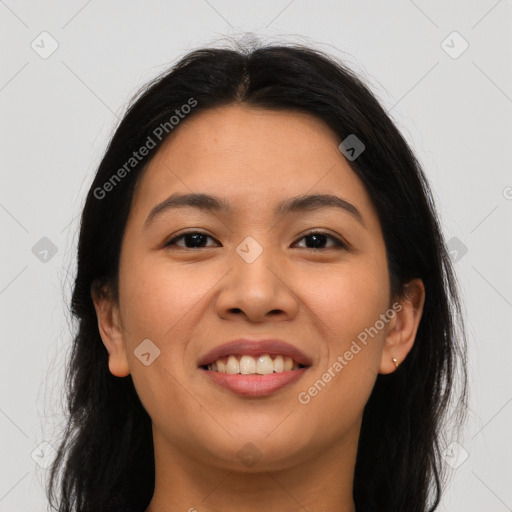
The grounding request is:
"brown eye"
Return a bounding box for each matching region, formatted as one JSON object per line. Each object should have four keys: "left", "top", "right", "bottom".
{"left": 293, "top": 231, "right": 347, "bottom": 250}
{"left": 163, "top": 230, "right": 347, "bottom": 250}
{"left": 164, "top": 231, "right": 219, "bottom": 249}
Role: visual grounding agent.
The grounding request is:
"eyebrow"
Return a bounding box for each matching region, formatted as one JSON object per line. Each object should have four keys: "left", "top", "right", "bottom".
{"left": 144, "top": 192, "right": 364, "bottom": 227}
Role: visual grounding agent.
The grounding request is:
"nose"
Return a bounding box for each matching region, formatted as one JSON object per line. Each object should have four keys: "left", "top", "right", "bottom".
{"left": 214, "top": 242, "right": 299, "bottom": 323}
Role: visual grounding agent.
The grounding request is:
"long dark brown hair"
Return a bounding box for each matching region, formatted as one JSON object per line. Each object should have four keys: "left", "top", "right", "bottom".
{"left": 47, "top": 41, "right": 468, "bottom": 512}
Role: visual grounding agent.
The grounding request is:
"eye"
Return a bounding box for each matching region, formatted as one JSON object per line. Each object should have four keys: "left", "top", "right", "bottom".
{"left": 164, "top": 231, "right": 219, "bottom": 249}
{"left": 163, "top": 230, "right": 347, "bottom": 250}
{"left": 292, "top": 231, "right": 347, "bottom": 250}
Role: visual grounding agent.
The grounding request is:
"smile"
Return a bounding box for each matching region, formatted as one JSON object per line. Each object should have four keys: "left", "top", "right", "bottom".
{"left": 202, "top": 354, "right": 305, "bottom": 375}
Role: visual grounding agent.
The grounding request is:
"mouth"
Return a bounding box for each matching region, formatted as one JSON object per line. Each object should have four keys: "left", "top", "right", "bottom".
{"left": 197, "top": 338, "right": 312, "bottom": 369}
{"left": 200, "top": 353, "right": 307, "bottom": 374}
{"left": 197, "top": 338, "right": 312, "bottom": 396}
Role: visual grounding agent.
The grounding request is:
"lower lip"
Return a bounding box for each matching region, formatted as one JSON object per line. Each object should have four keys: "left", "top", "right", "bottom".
{"left": 200, "top": 367, "right": 308, "bottom": 397}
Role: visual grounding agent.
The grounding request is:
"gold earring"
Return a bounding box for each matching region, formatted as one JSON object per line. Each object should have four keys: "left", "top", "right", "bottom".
{"left": 392, "top": 357, "right": 399, "bottom": 368}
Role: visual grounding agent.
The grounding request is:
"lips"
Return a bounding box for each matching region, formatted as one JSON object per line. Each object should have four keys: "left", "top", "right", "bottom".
{"left": 197, "top": 338, "right": 313, "bottom": 368}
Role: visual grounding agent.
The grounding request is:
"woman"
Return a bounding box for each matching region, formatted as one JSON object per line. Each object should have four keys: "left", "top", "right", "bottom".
{"left": 47, "top": 42, "right": 468, "bottom": 512}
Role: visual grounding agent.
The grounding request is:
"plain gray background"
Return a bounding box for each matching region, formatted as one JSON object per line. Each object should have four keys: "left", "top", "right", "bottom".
{"left": 1, "top": 1, "right": 511, "bottom": 510}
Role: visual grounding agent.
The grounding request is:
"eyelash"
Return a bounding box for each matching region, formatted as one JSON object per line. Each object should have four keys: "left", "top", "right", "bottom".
{"left": 163, "top": 230, "right": 348, "bottom": 251}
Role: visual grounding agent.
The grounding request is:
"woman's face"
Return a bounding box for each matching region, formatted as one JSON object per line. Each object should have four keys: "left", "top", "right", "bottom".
{"left": 96, "top": 104, "right": 416, "bottom": 472}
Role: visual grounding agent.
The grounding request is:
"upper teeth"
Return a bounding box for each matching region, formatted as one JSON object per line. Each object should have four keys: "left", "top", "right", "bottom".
{"left": 206, "top": 354, "right": 301, "bottom": 374}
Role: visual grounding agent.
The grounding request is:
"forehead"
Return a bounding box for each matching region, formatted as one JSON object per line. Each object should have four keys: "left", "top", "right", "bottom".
{"left": 130, "top": 104, "right": 377, "bottom": 224}
{"left": 152, "top": 104, "right": 343, "bottom": 173}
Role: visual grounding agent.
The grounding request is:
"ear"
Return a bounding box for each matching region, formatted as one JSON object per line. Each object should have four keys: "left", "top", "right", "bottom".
{"left": 91, "top": 280, "right": 130, "bottom": 377}
{"left": 379, "top": 278, "right": 425, "bottom": 375}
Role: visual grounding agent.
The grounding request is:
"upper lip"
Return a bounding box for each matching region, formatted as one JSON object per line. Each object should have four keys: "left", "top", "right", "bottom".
{"left": 197, "top": 338, "right": 313, "bottom": 368}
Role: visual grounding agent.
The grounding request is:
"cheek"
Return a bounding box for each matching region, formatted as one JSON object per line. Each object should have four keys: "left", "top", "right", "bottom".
{"left": 297, "top": 258, "right": 390, "bottom": 340}
{"left": 297, "top": 256, "right": 389, "bottom": 404}
{"left": 117, "top": 256, "right": 215, "bottom": 421}
{"left": 288, "top": 259, "right": 390, "bottom": 444}
{"left": 119, "top": 256, "right": 213, "bottom": 340}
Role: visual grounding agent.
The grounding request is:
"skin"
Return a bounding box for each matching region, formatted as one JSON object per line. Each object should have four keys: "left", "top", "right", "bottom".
{"left": 92, "top": 104, "right": 425, "bottom": 512}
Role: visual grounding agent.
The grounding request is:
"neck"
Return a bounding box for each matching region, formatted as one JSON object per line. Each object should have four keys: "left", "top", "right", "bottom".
{"left": 145, "top": 419, "right": 360, "bottom": 512}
